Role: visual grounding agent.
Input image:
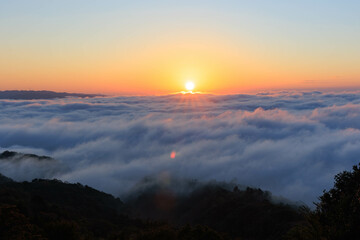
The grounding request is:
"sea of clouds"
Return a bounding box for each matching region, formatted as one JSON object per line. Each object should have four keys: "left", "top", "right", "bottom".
{"left": 1, "top": 90, "right": 360, "bottom": 206}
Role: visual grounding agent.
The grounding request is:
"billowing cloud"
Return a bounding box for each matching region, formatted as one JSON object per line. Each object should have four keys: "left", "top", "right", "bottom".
{"left": 1, "top": 91, "right": 360, "bottom": 206}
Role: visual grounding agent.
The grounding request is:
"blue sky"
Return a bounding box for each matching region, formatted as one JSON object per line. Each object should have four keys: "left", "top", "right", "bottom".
{"left": 0, "top": 0, "right": 359, "bottom": 93}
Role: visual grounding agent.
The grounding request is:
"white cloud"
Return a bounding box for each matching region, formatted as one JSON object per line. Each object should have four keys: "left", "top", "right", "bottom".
{"left": 1, "top": 91, "right": 360, "bottom": 206}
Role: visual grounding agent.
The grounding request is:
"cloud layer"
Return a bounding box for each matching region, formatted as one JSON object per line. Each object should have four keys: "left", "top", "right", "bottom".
{"left": 1, "top": 91, "right": 360, "bottom": 206}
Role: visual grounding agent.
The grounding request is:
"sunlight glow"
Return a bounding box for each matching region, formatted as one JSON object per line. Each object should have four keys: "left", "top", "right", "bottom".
{"left": 185, "top": 81, "right": 195, "bottom": 91}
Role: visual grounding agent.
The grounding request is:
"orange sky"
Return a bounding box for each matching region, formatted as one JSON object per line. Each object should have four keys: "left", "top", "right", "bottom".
{"left": 1, "top": 1, "right": 359, "bottom": 94}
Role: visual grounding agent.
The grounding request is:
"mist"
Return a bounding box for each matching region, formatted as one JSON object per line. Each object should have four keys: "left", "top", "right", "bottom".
{"left": 1, "top": 91, "right": 360, "bottom": 206}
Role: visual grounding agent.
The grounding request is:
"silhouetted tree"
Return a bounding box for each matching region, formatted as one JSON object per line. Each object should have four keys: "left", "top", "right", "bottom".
{"left": 286, "top": 163, "right": 360, "bottom": 240}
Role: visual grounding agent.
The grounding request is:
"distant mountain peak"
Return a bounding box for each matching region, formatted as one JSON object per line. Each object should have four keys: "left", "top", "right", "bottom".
{"left": 0, "top": 90, "right": 103, "bottom": 100}
{"left": 0, "top": 150, "right": 53, "bottom": 161}
{"left": 0, "top": 150, "right": 16, "bottom": 158}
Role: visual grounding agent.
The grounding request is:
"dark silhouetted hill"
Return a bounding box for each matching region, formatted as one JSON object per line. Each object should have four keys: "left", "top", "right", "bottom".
{"left": 0, "top": 173, "right": 13, "bottom": 183}
{"left": 0, "top": 174, "right": 227, "bottom": 239}
{"left": 0, "top": 151, "right": 306, "bottom": 240}
{"left": 0, "top": 150, "right": 53, "bottom": 162}
{"left": 0, "top": 90, "right": 101, "bottom": 99}
{"left": 128, "top": 184, "right": 303, "bottom": 240}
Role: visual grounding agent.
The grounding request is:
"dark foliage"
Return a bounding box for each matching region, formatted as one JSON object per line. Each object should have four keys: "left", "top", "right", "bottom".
{"left": 128, "top": 185, "right": 303, "bottom": 240}
{"left": 0, "top": 179, "right": 133, "bottom": 239}
{"left": 286, "top": 163, "right": 360, "bottom": 240}
{"left": 0, "top": 151, "right": 304, "bottom": 240}
{"left": 0, "top": 178, "right": 226, "bottom": 240}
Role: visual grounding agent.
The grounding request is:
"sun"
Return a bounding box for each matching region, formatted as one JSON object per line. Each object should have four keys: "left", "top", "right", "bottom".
{"left": 185, "top": 81, "right": 195, "bottom": 91}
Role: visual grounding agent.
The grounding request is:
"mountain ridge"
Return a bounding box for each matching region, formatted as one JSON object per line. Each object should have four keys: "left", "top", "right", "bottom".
{"left": 0, "top": 90, "right": 102, "bottom": 99}
{"left": 0, "top": 151, "right": 306, "bottom": 239}
{"left": 0, "top": 150, "right": 53, "bottom": 161}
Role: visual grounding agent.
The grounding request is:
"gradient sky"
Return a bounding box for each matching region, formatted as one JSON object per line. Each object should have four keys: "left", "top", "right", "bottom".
{"left": 1, "top": 0, "right": 359, "bottom": 94}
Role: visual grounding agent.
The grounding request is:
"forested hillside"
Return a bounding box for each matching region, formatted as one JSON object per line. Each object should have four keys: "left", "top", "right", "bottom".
{"left": 1, "top": 151, "right": 359, "bottom": 239}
